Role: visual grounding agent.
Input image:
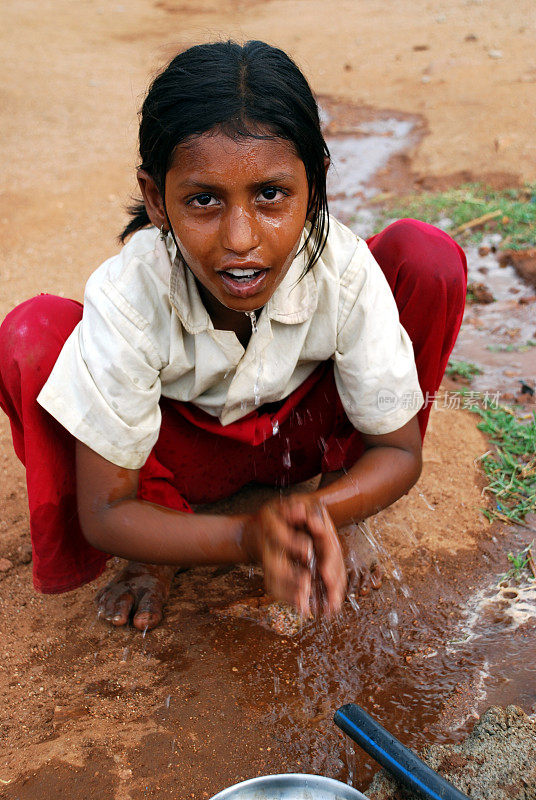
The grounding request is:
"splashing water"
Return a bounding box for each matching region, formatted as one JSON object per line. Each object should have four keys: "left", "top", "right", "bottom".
{"left": 246, "top": 311, "right": 263, "bottom": 406}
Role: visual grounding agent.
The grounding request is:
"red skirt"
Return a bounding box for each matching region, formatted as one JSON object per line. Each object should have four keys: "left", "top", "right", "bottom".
{"left": 0, "top": 220, "right": 467, "bottom": 593}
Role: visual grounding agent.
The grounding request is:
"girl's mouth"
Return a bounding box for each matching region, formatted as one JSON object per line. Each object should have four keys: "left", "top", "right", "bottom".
{"left": 218, "top": 268, "right": 268, "bottom": 298}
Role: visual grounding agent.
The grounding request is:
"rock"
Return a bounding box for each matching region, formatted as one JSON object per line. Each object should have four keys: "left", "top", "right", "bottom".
{"left": 366, "top": 705, "right": 536, "bottom": 800}
{"left": 215, "top": 596, "right": 303, "bottom": 636}
{"left": 499, "top": 248, "right": 536, "bottom": 288}
{"left": 518, "top": 295, "right": 536, "bottom": 305}
{"left": 478, "top": 245, "right": 490, "bottom": 256}
{"left": 0, "top": 558, "right": 13, "bottom": 573}
{"left": 52, "top": 703, "right": 89, "bottom": 730}
{"left": 18, "top": 542, "right": 32, "bottom": 564}
{"left": 488, "top": 49, "right": 503, "bottom": 59}
{"left": 467, "top": 281, "right": 495, "bottom": 303}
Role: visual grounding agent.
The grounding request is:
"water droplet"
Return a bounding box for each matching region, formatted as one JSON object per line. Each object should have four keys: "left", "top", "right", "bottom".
{"left": 273, "top": 674, "right": 280, "bottom": 694}
{"left": 245, "top": 310, "right": 258, "bottom": 334}
{"left": 121, "top": 647, "right": 129, "bottom": 662}
{"left": 272, "top": 419, "right": 280, "bottom": 436}
{"left": 282, "top": 450, "right": 291, "bottom": 469}
{"left": 419, "top": 492, "right": 436, "bottom": 511}
{"left": 165, "top": 694, "right": 171, "bottom": 708}
{"left": 347, "top": 593, "right": 360, "bottom": 614}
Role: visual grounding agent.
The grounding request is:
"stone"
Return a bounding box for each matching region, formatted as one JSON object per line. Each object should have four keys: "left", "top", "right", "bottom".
{"left": 52, "top": 703, "right": 89, "bottom": 730}
{"left": 467, "top": 281, "right": 495, "bottom": 304}
{"left": 499, "top": 249, "right": 536, "bottom": 288}
{"left": 0, "top": 558, "right": 13, "bottom": 573}
{"left": 366, "top": 705, "right": 536, "bottom": 800}
{"left": 18, "top": 543, "right": 32, "bottom": 564}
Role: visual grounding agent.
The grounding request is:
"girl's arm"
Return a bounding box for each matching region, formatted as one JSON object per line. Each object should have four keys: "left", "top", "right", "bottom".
{"left": 76, "top": 440, "right": 345, "bottom": 614}
{"left": 309, "top": 415, "right": 423, "bottom": 526}
{"left": 76, "top": 439, "right": 249, "bottom": 565}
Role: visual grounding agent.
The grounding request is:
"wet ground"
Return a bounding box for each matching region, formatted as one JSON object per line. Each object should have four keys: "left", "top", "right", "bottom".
{"left": 1, "top": 97, "right": 536, "bottom": 799}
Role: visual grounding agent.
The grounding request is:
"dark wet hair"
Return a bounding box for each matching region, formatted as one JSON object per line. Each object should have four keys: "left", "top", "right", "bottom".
{"left": 120, "top": 40, "right": 330, "bottom": 273}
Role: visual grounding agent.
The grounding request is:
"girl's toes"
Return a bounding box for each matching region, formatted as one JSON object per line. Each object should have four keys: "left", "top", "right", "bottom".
{"left": 98, "top": 589, "right": 135, "bottom": 626}
{"left": 132, "top": 591, "right": 164, "bottom": 631}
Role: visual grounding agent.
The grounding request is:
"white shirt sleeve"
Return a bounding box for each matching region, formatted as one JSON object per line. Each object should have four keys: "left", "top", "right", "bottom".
{"left": 334, "top": 239, "right": 424, "bottom": 435}
{"left": 37, "top": 270, "right": 164, "bottom": 469}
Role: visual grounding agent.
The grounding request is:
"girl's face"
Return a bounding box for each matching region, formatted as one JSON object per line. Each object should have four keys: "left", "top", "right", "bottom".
{"left": 160, "top": 130, "right": 310, "bottom": 324}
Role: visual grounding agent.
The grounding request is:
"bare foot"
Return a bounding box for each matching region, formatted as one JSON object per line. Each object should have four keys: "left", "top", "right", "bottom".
{"left": 339, "top": 523, "right": 384, "bottom": 597}
{"left": 96, "top": 561, "right": 176, "bottom": 630}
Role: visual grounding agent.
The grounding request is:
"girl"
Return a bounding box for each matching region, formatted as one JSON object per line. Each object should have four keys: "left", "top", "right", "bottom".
{"left": 0, "top": 41, "right": 467, "bottom": 631}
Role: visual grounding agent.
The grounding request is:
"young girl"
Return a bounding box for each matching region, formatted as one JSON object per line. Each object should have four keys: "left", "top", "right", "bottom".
{"left": 0, "top": 40, "right": 467, "bottom": 631}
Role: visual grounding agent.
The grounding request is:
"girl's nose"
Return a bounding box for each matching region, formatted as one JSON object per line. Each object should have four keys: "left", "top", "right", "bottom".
{"left": 221, "top": 205, "right": 260, "bottom": 254}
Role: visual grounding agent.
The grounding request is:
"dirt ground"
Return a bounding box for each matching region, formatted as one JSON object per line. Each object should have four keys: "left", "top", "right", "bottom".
{"left": 1, "top": 1, "right": 536, "bottom": 797}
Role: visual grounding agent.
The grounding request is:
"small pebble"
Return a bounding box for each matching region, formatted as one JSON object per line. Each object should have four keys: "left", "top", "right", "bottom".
{"left": 488, "top": 49, "right": 503, "bottom": 59}
{"left": 0, "top": 558, "right": 13, "bottom": 573}
{"left": 18, "top": 543, "right": 32, "bottom": 564}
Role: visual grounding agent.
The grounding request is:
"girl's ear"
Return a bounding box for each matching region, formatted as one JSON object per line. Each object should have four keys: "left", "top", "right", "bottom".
{"left": 137, "top": 170, "right": 167, "bottom": 230}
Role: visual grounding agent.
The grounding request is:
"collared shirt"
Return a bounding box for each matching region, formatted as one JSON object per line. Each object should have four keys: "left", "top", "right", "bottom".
{"left": 37, "top": 217, "right": 424, "bottom": 469}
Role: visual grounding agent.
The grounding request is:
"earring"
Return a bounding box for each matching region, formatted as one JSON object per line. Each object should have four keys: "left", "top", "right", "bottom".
{"left": 159, "top": 224, "right": 168, "bottom": 240}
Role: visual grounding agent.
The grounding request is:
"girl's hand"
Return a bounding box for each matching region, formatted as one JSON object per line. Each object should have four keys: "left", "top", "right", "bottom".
{"left": 242, "top": 497, "right": 346, "bottom": 617}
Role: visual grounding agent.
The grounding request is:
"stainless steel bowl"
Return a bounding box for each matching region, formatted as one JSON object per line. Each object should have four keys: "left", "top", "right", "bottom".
{"left": 209, "top": 773, "right": 367, "bottom": 799}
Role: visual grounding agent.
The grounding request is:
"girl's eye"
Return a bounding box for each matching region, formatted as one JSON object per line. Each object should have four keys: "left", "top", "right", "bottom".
{"left": 189, "top": 193, "right": 218, "bottom": 207}
{"left": 259, "top": 186, "right": 285, "bottom": 202}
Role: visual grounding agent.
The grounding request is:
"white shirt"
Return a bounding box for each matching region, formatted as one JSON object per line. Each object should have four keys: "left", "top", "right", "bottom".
{"left": 37, "top": 216, "right": 424, "bottom": 469}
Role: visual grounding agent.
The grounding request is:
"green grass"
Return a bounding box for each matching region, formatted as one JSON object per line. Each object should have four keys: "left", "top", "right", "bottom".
{"left": 499, "top": 542, "right": 535, "bottom": 583}
{"left": 445, "top": 359, "right": 483, "bottom": 381}
{"left": 472, "top": 404, "right": 536, "bottom": 525}
{"left": 486, "top": 340, "right": 536, "bottom": 353}
{"left": 374, "top": 183, "right": 536, "bottom": 250}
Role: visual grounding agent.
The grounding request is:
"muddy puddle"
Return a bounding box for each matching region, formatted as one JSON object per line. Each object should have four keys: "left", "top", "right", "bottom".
{"left": 452, "top": 240, "right": 536, "bottom": 399}
{"left": 122, "top": 514, "right": 534, "bottom": 795}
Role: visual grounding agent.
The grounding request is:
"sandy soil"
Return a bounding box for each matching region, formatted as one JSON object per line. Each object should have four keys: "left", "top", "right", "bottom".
{"left": 1, "top": 1, "right": 535, "bottom": 797}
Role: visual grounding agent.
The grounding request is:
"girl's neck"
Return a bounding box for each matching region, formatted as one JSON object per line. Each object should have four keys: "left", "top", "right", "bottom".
{"left": 196, "top": 279, "right": 261, "bottom": 349}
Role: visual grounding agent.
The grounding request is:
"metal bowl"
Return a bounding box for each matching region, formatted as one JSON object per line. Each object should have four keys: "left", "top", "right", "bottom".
{"left": 209, "top": 773, "right": 367, "bottom": 799}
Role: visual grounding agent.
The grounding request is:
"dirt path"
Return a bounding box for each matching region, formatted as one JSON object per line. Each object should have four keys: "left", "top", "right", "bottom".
{"left": 1, "top": 1, "right": 535, "bottom": 797}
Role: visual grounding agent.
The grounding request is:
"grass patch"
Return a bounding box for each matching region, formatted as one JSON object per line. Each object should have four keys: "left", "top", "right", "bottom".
{"left": 446, "top": 359, "right": 483, "bottom": 381}
{"left": 487, "top": 340, "right": 536, "bottom": 353}
{"left": 472, "top": 404, "right": 536, "bottom": 525}
{"left": 374, "top": 183, "right": 536, "bottom": 250}
{"left": 500, "top": 542, "right": 535, "bottom": 583}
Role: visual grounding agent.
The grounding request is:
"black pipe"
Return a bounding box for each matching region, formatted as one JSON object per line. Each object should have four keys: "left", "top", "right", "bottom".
{"left": 334, "top": 704, "right": 470, "bottom": 800}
